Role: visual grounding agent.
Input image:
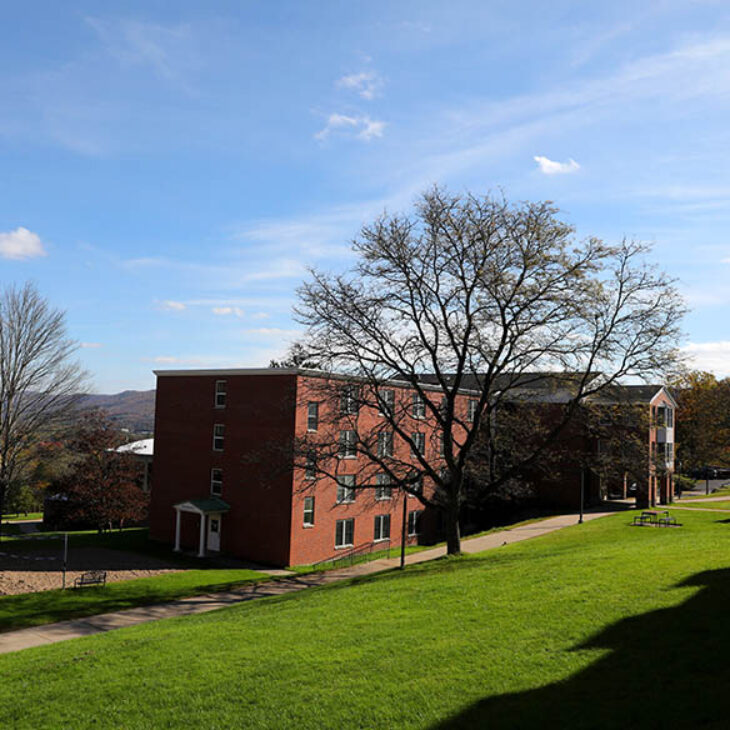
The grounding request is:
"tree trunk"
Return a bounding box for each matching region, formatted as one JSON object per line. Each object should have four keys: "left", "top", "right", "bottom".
{"left": 445, "top": 502, "right": 461, "bottom": 555}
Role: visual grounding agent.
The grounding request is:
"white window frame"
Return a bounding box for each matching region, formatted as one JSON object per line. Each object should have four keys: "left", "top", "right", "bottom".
{"left": 336, "top": 474, "right": 356, "bottom": 504}
{"left": 378, "top": 389, "right": 395, "bottom": 417}
{"left": 378, "top": 431, "right": 394, "bottom": 458}
{"left": 214, "top": 380, "right": 227, "bottom": 408}
{"left": 340, "top": 385, "right": 359, "bottom": 416}
{"left": 411, "top": 432, "right": 425, "bottom": 458}
{"left": 303, "top": 496, "right": 315, "bottom": 527}
{"left": 409, "top": 472, "right": 423, "bottom": 498}
{"left": 375, "top": 473, "right": 392, "bottom": 501}
{"left": 467, "top": 399, "right": 478, "bottom": 423}
{"left": 412, "top": 393, "right": 426, "bottom": 419}
{"left": 211, "top": 468, "right": 223, "bottom": 496}
{"left": 339, "top": 430, "right": 357, "bottom": 459}
{"left": 408, "top": 510, "right": 422, "bottom": 536}
{"left": 307, "top": 402, "right": 319, "bottom": 432}
{"left": 213, "top": 424, "right": 225, "bottom": 452}
{"left": 335, "top": 518, "right": 354, "bottom": 548}
{"left": 374, "top": 514, "right": 391, "bottom": 542}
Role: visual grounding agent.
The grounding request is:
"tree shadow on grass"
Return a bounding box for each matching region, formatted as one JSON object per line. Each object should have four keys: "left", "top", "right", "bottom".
{"left": 434, "top": 567, "right": 730, "bottom": 729}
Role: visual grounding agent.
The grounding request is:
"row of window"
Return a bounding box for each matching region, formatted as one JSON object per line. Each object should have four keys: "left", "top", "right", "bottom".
{"left": 337, "top": 429, "right": 441, "bottom": 459}
{"left": 308, "top": 390, "right": 480, "bottom": 429}
{"left": 333, "top": 511, "right": 423, "bottom": 547}
{"left": 650, "top": 442, "right": 674, "bottom": 462}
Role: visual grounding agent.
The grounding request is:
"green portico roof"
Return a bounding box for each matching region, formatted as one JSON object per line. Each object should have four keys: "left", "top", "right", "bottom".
{"left": 174, "top": 496, "right": 231, "bottom": 514}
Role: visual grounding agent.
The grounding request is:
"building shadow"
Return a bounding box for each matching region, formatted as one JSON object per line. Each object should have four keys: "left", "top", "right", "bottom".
{"left": 434, "top": 567, "right": 730, "bottom": 729}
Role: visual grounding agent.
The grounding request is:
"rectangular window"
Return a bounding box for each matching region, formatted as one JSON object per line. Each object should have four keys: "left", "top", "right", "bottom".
{"left": 335, "top": 518, "right": 354, "bottom": 548}
{"left": 374, "top": 514, "right": 391, "bottom": 542}
{"left": 439, "top": 434, "right": 445, "bottom": 458}
{"left": 666, "top": 407, "right": 674, "bottom": 428}
{"left": 375, "top": 473, "right": 392, "bottom": 500}
{"left": 408, "top": 510, "right": 422, "bottom": 536}
{"left": 303, "top": 496, "right": 315, "bottom": 526}
{"left": 378, "top": 431, "right": 394, "bottom": 457}
{"left": 336, "top": 474, "right": 356, "bottom": 503}
{"left": 305, "top": 451, "right": 317, "bottom": 480}
{"left": 412, "top": 393, "right": 426, "bottom": 419}
{"left": 340, "top": 385, "right": 359, "bottom": 415}
{"left": 378, "top": 388, "right": 395, "bottom": 417}
{"left": 339, "top": 430, "right": 357, "bottom": 459}
{"left": 214, "top": 380, "right": 227, "bottom": 408}
{"left": 665, "top": 443, "right": 674, "bottom": 463}
{"left": 409, "top": 472, "right": 423, "bottom": 498}
{"left": 411, "top": 432, "right": 425, "bottom": 457}
{"left": 307, "top": 402, "right": 319, "bottom": 431}
{"left": 210, "top": 468, "right": 223, "bottom": 496}
{"left": 467, "top": 399, "right": 478, "bottom": 423}
{"left": 213, "top": 424, "right": 225, "bottom": 451}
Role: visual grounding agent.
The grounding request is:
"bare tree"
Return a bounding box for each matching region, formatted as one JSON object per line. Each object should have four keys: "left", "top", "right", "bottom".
{"left": 0, "top": 283, "right": 87, "bottom": 533}
{"left": 294, "top": 188, "right": 685, "bottom": 554}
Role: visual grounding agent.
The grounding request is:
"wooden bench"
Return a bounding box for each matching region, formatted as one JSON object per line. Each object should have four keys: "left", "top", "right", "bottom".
{"left": 74, "top": 570, "right": 107, "bottom": 589}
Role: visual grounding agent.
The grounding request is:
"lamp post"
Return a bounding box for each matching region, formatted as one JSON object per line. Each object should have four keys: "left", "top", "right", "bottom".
{"left": 400, "top": 488, "right": 408, "bottom": 570}
{"left": 579, "top": 470, "right": 585, "bottom": 524}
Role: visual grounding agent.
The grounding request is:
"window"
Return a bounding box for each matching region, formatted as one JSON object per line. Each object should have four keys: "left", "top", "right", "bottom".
{"left": 412, "top": 393, "right": 426, "bottom": 419}
{"left": 408, "top": 510, "right": 422, "bottom": 536}
{"left": 666, "top": 407, "right": 674, "bottom": 428}
{"left": 377, "top": 431, "right": 393, "bottom": 457}
{"left": 375, "top": 473, "right": 392, "bottom": 500}
{"left": 374, "top": 514, "right": 391, "bottom": 542}
{"left": 439, "top": 434, "right": 445, "bottom": 458}
{"left": 340, "top": 385, "right": 359, "bottom": 415}
{"left": 214, "top": 380, "right": 227, "bottom": 408}
{"left": 339, "top": 430, "right": 357, "bottom": 459}
{"left": 651, "top": 441, "right": 657, "bottom": 459}
{"left": 378, "top": 388, "right": 395, "bottom": 417}
{"left": 307, "top": 402, "right": 319, "bottom": 431}
{"left": 210, "top": 468, "right": 223, "bottom": 496}
{"left": 305, "top": 451, "right": 317, "bottom": 480}
{"left": 665, "top": 443, "right": 674, "bottom": 463}
{"left": 409, "top": 472, "right": 423, "bottom": 498}
{"left": 335, "top": 518, "right": 354, "bottom": 548}
{"left": 210, "top": 518, "right": 219, "bottom": 533}
{"left": 467, "top": 399, "right": 478, "bottom": 423}
{"left": 336, "top": 474, "right": 356, "bottom": 503}
{"left": 411, "top": 432, "right": 425, "bottom": 458}
{"left": 303, "top": 496, "right": 315, "bottom": 526}
{"left": 213, "top": 424, "right": 225, "bottom": 451}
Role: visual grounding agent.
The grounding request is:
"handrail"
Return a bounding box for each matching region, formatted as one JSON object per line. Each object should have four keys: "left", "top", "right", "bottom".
{"left": 310, "top": 540, "right": 391, "bottom": 569}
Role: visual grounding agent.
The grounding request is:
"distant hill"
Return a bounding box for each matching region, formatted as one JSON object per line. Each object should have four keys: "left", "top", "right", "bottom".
{"left": 80, "top": 390, "right": 155, "bottom": 433}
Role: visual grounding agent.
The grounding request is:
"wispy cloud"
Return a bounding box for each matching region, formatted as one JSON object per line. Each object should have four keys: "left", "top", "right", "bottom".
{"left": 336, "top": 71, "right": 383, "bottom": 100}
{"left": 315, "top": 113, "right": 385, "bottom": 142}
{"left": 80, "top": 342, "right": 103, "bottom": 349}
{"left": 533, "top": 155, "right": 581, "bottom": 175}
{"left": 0, "top": 227, "right": 47, "bottom": 260}
{"left": 682, "top": 341, "right": 730, "bottom": 377}
{"left": 159, "top": 300, "right": 186, "bottom": 311}
{"left": 212, "top": 306, "right": 244, "bottom": 317}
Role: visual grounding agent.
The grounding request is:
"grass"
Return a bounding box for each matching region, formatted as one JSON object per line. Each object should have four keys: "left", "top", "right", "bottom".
{"left": 1, "top": 512, "right": 42, "bottom": 521}
{"left": 675, "top": 499, "right": 730, "bottom": 510}
{"left": 680, "top": 484, "right": 730, "bottom": 500}
{"left": 2, "top": 508, "right": 730, "bottom": 727}
{"left": 0, "top": 569, "right": 271, "bottom": 634}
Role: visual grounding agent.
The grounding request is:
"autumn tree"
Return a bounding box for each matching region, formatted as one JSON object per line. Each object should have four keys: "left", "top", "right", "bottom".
{"left": 293, "top": 188, "right": 684, "bottom": 554}
{"left": 0, "top": 283, "right": 87, "bottom": 535}
{"left": 58, "top": 410, "right": 148, "bottom": 532}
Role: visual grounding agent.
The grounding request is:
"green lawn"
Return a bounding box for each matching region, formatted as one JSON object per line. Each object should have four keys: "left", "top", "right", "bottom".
{"left": 676, "top": 499, "right": 730, "bottom": 510}
{"left": 2, "top": 508, "right": 730, "bottom": 728}
{"left": 0, "top": 569, "right": 270, "bottom": 634}
{"left": 681, "top": 485, "right": 730, "bottom": 500}
{"left": 1, "top": 512, "right": 42, "bottom": 521}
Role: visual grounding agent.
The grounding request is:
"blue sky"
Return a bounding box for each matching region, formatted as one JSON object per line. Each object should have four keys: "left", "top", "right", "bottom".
{"left": 2, "top": 1, "right": 730, "bottom": 392}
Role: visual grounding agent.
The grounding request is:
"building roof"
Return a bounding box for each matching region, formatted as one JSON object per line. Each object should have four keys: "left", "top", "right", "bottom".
{"left": 115, "top": 438, "right": 154, "bottom": 457}
{"left": 174, "top": 497, "right": 231, "bottom": 514}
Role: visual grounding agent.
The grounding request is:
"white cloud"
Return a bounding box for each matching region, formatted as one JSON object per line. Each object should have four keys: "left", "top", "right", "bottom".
{"left": 212, "top": 306, "right": 244, "bottom": 317}
{"left": 251, "top": 312, "right": 271, "bottom": 320}
{"left": 0, "top": 227, "right": 47, "bottom": 260}
{"left": 682, "top": 341, "right": 730, "bottom": 377}
{"left": 244, "top": 327, "right": 302, "bottom": 337}
{"left": 315, "top": 114, "right": 386, "bottom": 142}
{"left": 336, "top": 71, "right": 383, "bottom": 100}
{"left": 81, "top": 342, "right": 103, "bottom": 349}
{"left": 160, "top": 300, "right": 186, "bottom": 311}
{"left": 533, "top": 155, "right": 581, "bottom": 175}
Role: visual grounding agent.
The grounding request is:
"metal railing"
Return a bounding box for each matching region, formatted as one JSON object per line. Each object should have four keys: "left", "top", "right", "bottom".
{"left": 310, "top": 541, "right": 393, "bottom": 570}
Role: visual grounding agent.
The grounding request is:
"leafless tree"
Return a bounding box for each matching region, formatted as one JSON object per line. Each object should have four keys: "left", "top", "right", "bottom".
{"left": 293, "top": 188, "right": 685, "bottom": 554}
{"left": 0, "top": 283, "right": 87, "bottom": 533}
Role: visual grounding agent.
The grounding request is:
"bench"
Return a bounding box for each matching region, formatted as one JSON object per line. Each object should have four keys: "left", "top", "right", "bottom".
{"left": 73, "top": 570, "right": 107, "bottom": 589}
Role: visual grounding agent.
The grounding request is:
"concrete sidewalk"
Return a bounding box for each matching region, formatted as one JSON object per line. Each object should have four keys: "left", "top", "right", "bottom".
{"left": 0, "top": 507, "right": 617, "bottom": 656}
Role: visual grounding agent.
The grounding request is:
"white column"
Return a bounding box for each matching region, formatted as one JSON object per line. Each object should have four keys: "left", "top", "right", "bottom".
{"left": 198, "top": 513, "right": 206, "bottom": 558}
{"left": 174, "top": 508, "right": 181, "bottom": 552}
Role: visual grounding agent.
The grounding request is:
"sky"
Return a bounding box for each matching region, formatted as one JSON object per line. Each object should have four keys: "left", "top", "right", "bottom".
{"left": 2, "top": 1, "right": 730, "bottom": 393}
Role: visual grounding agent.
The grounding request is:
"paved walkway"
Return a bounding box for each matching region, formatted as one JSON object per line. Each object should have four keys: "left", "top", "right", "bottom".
{"left": 0, "top": 507, "right": 617, "bottom": 656}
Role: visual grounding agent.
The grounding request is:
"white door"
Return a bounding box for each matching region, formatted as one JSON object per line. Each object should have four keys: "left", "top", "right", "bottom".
{"left": 207, "top": 514, "right": 221, "bottom": 551}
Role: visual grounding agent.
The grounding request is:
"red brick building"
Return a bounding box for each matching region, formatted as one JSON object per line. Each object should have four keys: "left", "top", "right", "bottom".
{"left": 150, "top": 368, "right": 471, "bottom": 566}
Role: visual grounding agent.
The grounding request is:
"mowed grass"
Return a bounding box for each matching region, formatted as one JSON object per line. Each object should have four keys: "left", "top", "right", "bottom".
{"left": 2, "top": 509, "right": 730, "bottom": 728}
{"left": 675, "top": 499, "right": 730, "bottom": 510}
{"left": 1, "top": 512, "right": 42, "bottom": 521}
{"left": 0, "top": 570, "right": 271, "bottom": 634}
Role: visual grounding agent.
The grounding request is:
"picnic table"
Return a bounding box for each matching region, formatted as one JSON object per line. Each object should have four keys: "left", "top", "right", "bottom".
{"left": 632, "top": 510, "right": 681, "bottom": 527}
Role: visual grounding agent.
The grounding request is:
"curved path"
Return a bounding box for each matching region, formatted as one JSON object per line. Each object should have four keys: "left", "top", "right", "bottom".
{"left": 0, "top": 507, "right": 618, "bottom": 656}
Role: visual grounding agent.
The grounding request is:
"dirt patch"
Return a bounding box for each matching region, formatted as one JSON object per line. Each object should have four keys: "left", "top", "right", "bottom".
{"left": 0, "top": 546, "right": 183, "bottom": 595}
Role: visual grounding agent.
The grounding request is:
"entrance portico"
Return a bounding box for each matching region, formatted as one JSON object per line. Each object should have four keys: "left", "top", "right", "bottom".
{"left": 173, "top": 497, "right": 230, "bottom": 557}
